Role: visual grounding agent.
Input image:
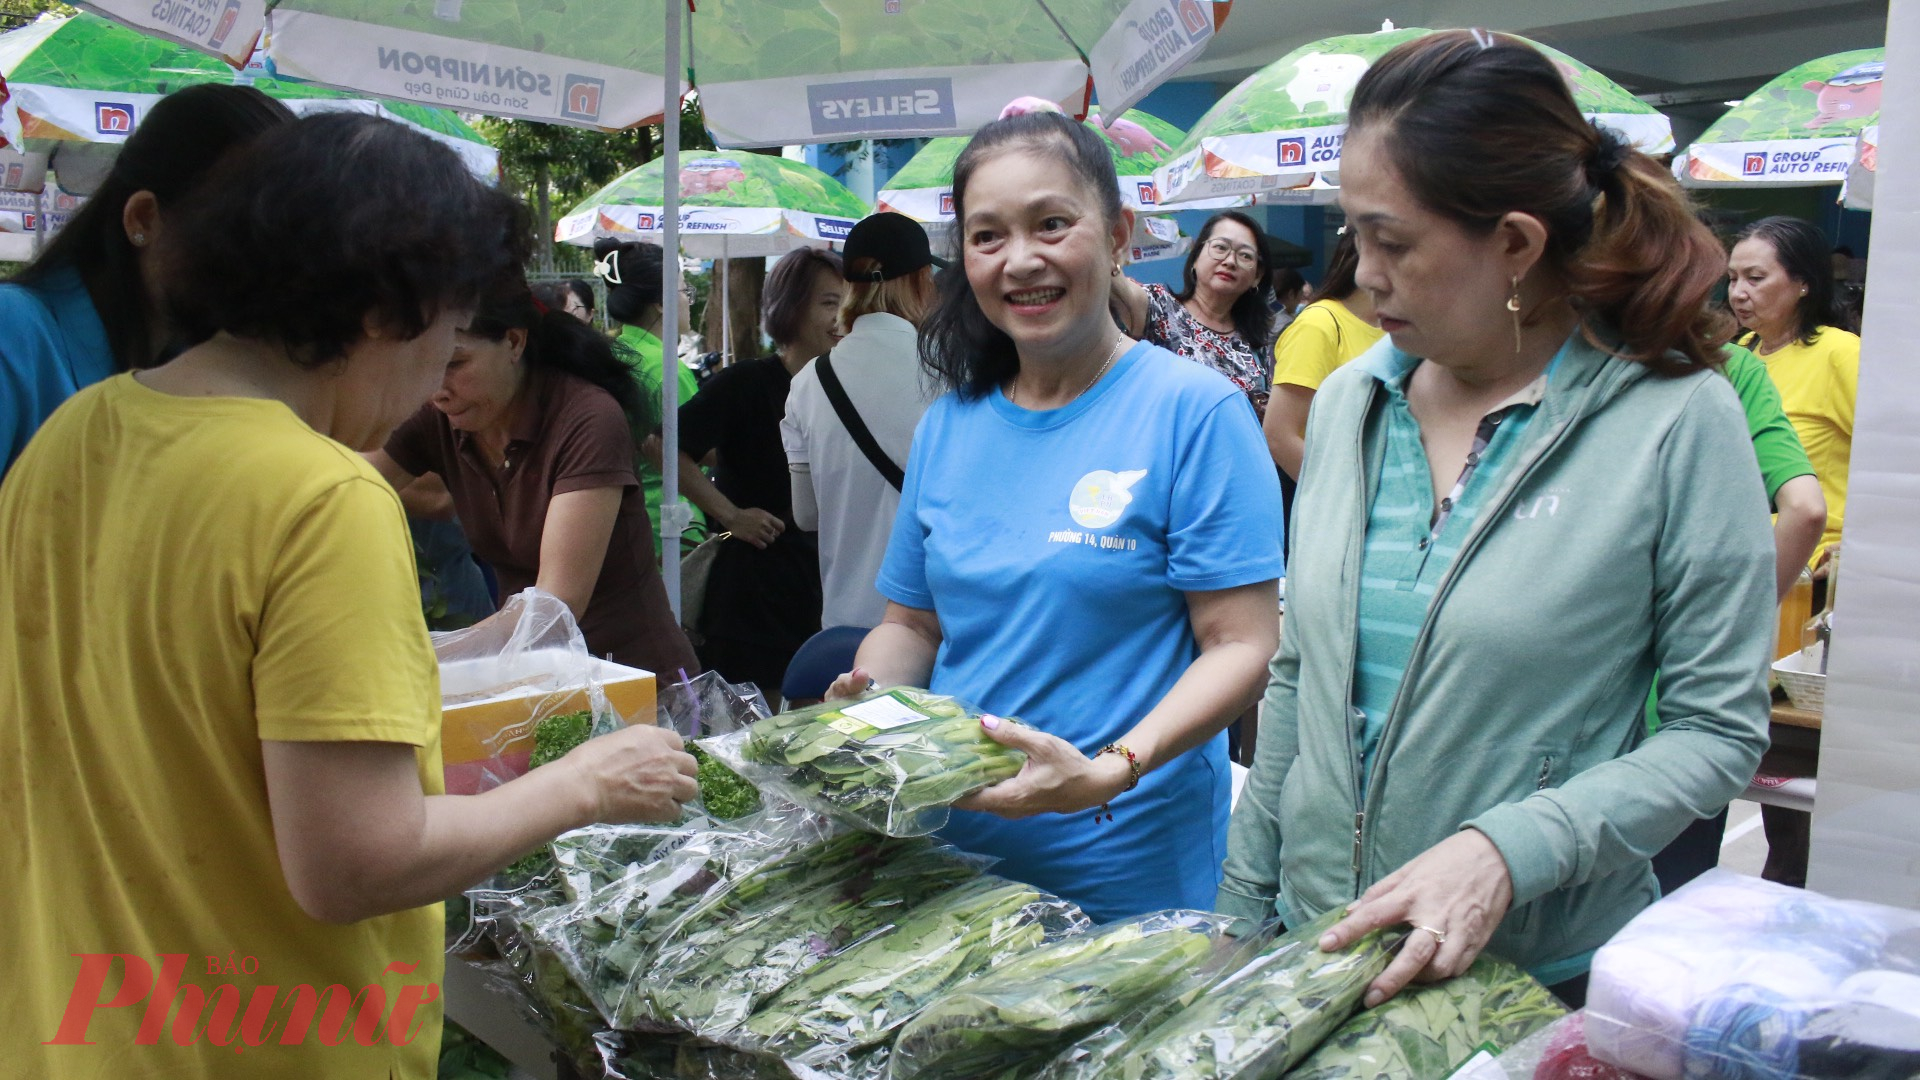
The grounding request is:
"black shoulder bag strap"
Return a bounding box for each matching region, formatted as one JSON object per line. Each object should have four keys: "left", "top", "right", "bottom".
{"left": 814, "top": 351, "right": 905, "bottom": 492}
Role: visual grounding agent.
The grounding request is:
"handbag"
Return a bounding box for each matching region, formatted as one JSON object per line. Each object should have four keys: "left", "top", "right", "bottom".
{"left": 678, "top": 527, "right": 731, "bottom": 645}
{"left": 815, "top": 351, "right": 905, "bottom": 491}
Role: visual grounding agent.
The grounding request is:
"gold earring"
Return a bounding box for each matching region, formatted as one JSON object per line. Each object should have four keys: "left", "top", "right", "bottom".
{"left": 1506, "top": 275, "right": 1523, "bottom": 355}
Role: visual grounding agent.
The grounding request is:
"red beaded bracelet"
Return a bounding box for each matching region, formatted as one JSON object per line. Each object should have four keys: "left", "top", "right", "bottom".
{"left": 1093, "top": 743, "right": 1141, "bottom": 823}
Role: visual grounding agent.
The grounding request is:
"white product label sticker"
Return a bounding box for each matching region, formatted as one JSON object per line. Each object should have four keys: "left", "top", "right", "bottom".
{"left": 840, "top": 695, "right": 929, "bottom": 731}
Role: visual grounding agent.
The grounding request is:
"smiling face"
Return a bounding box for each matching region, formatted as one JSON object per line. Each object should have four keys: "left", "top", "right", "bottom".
{"left": 797, "top": 266, "right": 845, "bottom": 359}
{"left": 1191, "top": 218, "right": 1261, "bottom": 302}
{"left": 1727, "top": 236, "right": 1804, "bottom": 341}
{"left": 960, "top": 145, "right": 1131, "bottom": 368}
{"left": 432, "top": 325, "right": 527, "bottom": 435}
{"left": 1339, "top": 128, "right": 1530, "bottom": 368}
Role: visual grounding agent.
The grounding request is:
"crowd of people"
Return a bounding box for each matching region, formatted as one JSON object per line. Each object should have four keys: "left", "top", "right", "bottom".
{"left": 0, "top": 26, "right": 1867, "bottom": 1077}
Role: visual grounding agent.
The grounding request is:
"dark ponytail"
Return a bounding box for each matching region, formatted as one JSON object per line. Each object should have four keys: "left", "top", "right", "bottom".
{"left": 1307, "top": 228, "right": 1361, "bottom": 305}
{"left": 469, "top": 279, "right": 642, "bottom": 419}
{"left": 592, "top": 237, "right": 666, "bottom": 328}
{"left": 1347, "top": 30, "right": 1731, "bottom": 371}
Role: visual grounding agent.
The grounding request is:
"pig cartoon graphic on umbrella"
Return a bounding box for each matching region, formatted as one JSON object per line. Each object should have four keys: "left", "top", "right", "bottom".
{"left": 1803, "top": 61, "right": 1883, "bottom": 129}
{"left": 680, "top": 158, "right": 749, "bottom": 196}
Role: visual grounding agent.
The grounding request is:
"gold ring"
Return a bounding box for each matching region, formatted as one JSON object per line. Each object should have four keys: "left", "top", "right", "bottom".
{"left": 1413, "top": 924, "right": 1448, "bottom": 945}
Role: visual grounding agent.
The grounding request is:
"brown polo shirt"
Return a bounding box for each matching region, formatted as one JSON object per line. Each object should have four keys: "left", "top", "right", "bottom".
{"left": 386, "top": 368, "right": 699, "bottom": 679}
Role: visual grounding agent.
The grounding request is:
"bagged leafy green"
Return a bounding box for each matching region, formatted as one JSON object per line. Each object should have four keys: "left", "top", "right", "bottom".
{"left": 892, "top": 909, "right": 1235, "bottom": 1079}
{"left": 637, "top": 835, "right": 991, "bottom": 1038}
{"left": 1070, "top": 908, "right": 1401, "bottom": 1079}
{"left": 595, "top": 1030, "right": 894, "bottom": 1080}
{"left": 742, "top": 876, "right": 1090, "bottom": 1063}
{"left": 659, "top": 670, "right": 770, "bottom": 820}
{"left": 700, "top": 687, "right": 1027, "bottom": 836}
{"left": 1283, "top": 953, "right": 1566, "bottom": 1079}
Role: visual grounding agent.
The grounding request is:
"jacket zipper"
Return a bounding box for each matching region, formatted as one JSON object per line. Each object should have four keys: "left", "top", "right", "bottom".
{"left": 1341, "top": 398, "right": 1374, "bottom": 886}
{"left": 1537, "top": 755, "right": 1555, "bottom": 789}
{"left": 1348, "top": 367, "right": 1614, "bottom": 886}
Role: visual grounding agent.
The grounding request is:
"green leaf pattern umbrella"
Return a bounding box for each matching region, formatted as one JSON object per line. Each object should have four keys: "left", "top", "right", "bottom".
{"left": 1677, "top": 48, "right": 1882, "bottom": 187}
{"left": 556, "top": 152, "right": 872, "bottom": 258}
{"left": 1155, "top": 27, "right": 1675, "bottom": 206}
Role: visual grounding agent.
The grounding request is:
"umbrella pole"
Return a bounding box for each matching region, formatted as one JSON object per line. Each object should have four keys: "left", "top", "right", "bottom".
{"left": 660, "top": 0, "right": 685, "bottom": 619}
{"left": 720, "top": 238, "right": 731, "bottom": 366}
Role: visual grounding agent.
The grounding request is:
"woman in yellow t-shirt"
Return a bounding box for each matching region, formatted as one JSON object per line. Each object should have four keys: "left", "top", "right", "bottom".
{"left": 1729, "top": 215, "right": 1860, "bottom": 572}
{"left": 1264, "top": 230, "right": 1385, "bottom": 480}
{"left": 0, "top": 115, "right": 698, "bottom": 1080}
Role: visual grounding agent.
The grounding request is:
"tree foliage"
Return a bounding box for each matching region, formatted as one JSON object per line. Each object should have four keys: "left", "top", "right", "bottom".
{"left": 0, "top": 0, "right": 74, "bottom": 32}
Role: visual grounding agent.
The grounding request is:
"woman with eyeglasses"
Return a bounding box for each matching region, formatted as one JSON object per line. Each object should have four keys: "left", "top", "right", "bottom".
{"left": 1113, "top": 210, "right": 1277, "bottom": 418}
{"left": 592, "top": 238, "right": 703, "bottom": 544}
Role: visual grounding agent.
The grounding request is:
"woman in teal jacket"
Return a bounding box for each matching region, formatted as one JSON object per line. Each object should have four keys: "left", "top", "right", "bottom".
{"left": 1220, "top": 31, "right": 1775, "bottom": 1009}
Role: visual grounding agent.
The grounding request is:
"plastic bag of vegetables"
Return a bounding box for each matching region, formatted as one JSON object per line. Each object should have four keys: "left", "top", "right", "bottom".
{"left": 741, "top": 876, "right": 1090, "bottom": 1064}
{"left": 1284, "top": 953, "right": 1567, "bottom": 1079}
{"left": 698, "top": 686, "right": 1027, "bottom": 836}
{"left": 1048, "top": 908, "right": 1401, "bottom": 1080}
{"left": 891, "top": 909, "right": 1237, "bottom": 1079}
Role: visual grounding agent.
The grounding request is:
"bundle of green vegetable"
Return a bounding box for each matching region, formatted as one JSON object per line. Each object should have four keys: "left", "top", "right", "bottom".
{"left": 742, "top": 876, "right": 1089, "bottom": 1062}
{"left": 499, "top": 709, "right": 598, "bottom": 882}
{"left": 690, "top": 744, "right": 761, "bottom": 820}
{"left": 1056, "top": 909, "right": 1400, "bottom": 1080}
{"left": 892, "top": 910, "right": 1234, "bottom": 1079}
{"left": 636, "top": 835, "right": 989, "bottom": 1038}
{"left": 699, "top": 687, "right": 1027, "bottom": 836}
{"left": 1283, "top": 954, "right": 1566, "bottom": 1079}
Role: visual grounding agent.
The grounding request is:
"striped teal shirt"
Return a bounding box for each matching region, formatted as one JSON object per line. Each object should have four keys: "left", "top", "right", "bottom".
{"left": 1351, "top": 355, "right": 1550, "bottom": 801}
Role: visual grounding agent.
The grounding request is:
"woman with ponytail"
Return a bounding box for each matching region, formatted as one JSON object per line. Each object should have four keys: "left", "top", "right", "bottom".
{"left": 593, "top": 237, "right": 704, "bottom": 542}
{"left": 1221, "top": 30, "right": 1774, "bottom": 1008}
{"left": 371, "top": 276, "right": 699, "bottom": 678}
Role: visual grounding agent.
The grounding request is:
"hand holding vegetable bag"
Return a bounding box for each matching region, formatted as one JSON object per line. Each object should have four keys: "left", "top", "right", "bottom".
{"left": 699, "top": 687, "right": 1027, "bottom": 836}
{"left": 892, "top": 910, "right": 1237, "bottom": 1079}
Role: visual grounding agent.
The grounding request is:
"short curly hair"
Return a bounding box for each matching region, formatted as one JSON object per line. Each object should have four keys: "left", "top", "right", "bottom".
{"left": 158, "top": 112, "right": 529, "bottom": 367}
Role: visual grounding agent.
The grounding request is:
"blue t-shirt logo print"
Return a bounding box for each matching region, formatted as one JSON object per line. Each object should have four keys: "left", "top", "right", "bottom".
{"left": 1069, "top": 469, "right": 1148, "bottom": 529}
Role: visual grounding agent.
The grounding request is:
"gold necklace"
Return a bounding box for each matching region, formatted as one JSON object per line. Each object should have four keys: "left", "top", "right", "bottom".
{"left": 1009, "top": 336, "right": 1128, "bottom": 409}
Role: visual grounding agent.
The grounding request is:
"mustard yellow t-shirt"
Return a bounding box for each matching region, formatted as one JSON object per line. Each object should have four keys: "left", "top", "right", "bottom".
{"left": 1, "top": 375, "right": 444, "bottom": 1078}
{"left": 1747, "top": 327, "right": 1859, "bottom": 560}
{"left": 1272, "top": 297, "right": 1386, "bottom": 391}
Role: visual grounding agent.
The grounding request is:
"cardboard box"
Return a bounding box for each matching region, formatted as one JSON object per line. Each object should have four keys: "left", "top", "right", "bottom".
{"left": 438, "top": 648, "right": 656, "bottom": 794}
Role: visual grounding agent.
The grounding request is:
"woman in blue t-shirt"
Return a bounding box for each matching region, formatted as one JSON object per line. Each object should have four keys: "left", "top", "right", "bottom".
{"left": 825, "top": 110, "right": 1284, "bottom": 922}
{"left": 0, "top": 85, "right": 291, "bottom": 476}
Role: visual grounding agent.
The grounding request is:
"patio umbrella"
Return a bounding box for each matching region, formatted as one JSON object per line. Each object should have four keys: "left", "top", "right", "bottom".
{"left": 556, "top": 152, "right": 870, "bottom": 258}
{"left": 0, "top": 13, "right": 496, "bottom": 179}
{"left": 1676, "top": 48, "right": 1882, "bottom": 188}
{"left": 876, "top": 105, "right": 1226, "bottom": 262}
{"left": 1155, "top": 25, "right": 1675, "bottom": 207}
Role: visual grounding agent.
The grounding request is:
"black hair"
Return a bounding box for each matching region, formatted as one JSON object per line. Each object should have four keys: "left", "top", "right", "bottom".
{"left": 565, "top": 278, "right": 596, "bottom": 315}
{"left": 157, "top": 112, "right": 528, "bottom": 368}
{"left": 13, "top": 84, "right": 293, "bottom": 370}
{"left": 1832, "top": 245, "right": 1855, "bottom": 258}
{"left": 1737, "top": 216, "right": 1840, "bottom": 346}
{"left": 593, "top": 238, "right": 666, "bottom": 327}
{"left": 530, "top": 282, "right": 572, "bottom": 313}
{"left": 1270, "top": 266, "right": 1308, "bottom": 301}
{"left": 468, "top": 278, "right": 643, "bottom": 419}
{"left": 1307, "top": 229, "right": 1361, "bottom": 304}
{"left": 1175, "top": 210, "right": 1274, "bottom": 354}
{"left": 763, "top": 247, "right": 844, "bottom": 346}
{"left": 919, "top": 110, "right": 1124, "bottom": 398}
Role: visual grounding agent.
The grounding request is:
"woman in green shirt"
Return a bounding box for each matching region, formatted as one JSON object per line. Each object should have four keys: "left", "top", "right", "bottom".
{"left": 593, "top": 239, "right": 703, "bottom": 547}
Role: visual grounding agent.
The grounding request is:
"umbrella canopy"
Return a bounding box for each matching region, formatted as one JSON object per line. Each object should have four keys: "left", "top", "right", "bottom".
{"left": 1676, "top": 48, "right": 1883, "bottom": 188}
{"left": 76, "top": 0, "right": 1231, "bottom": 144}
{"left": 0, "top": 13, "right": 495, "bottom": 178}
{"left": 1155, "top": 26, "right": 1675, "bottom": 207}
{"left": 1844, "top": 122, "right": 1878, "bottom": 210}
{"left": 555, "top": 152, "right": 871, "bottom": 258}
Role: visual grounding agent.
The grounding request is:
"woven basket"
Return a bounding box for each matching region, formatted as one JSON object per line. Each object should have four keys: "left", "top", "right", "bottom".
{"left": 1772, "top": 647, "right": 1827, "bottom": 712}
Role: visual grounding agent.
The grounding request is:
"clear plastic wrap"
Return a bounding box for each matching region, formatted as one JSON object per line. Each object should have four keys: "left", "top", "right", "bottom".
{"left": 659, "top": 670, "right": 772, "bottom": 820}
{"left": 1041, "top": 908, "right": 1401, "bottom": 1080}
{"left": 1285, "top": 953, "right": 1568, "bottom": 1079}
{"left": 1586, "top": 869, "right": 1920, "bottom": 1080}
{"left": 891, "top": 909, "right": 1237, "bottom": 1079}
{"left": 595, "top": 1031, "right": 893, "bottom": 1080}
{"left": 740, "top": 876, "right": 1091, "bottom": 1065}
{"left": 698, "top": 687, "right": 1027, "bottom": 836}
{"left": 1458, "top": 1012, "right": 1644, "bottom": 1079}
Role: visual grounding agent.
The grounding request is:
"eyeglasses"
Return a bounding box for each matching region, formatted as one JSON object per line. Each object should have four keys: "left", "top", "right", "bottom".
{"left": 1204, "top": 238, "right": 1259, "bottom": 269}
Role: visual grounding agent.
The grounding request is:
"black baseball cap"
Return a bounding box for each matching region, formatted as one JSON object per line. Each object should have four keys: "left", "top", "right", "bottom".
{"left": 842, "top": 212, "right": 948, "bottom": 282}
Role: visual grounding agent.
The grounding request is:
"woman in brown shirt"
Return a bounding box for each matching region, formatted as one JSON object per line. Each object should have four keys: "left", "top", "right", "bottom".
{"left": 371, "top": 278, "right": 698, "bottom": 678}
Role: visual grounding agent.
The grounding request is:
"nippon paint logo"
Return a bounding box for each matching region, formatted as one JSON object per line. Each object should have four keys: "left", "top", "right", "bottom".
{"left": 815, "top": 217, "right": 857, "bottom": 240}
{"left": 1177, "top": 0, "right": 1211, "bottom": 38}
{"left": 560, "top": 74, "right": 605, "bottom": 122}
{"left": 1136, "top": 180, "right": 1159, "bottom": 205}
{"left": 1743, "top": 152, "right": 1768, "bottom": 176}
{"left": 633, "top": 212, "right": 658, "bottom": 230}
{"left": 807, "top": 78, "right": 955, "bottom": 136}
{"left": 95, "top": 103, "right": 136, "bottom": 134}
{"left": 938, "top": 191, "right": 954, "bottom": 216}
{"left": 1276, "top": 137, "right": 1306, "bottom": 167}
{"left": 208, "top": 0, "right": 243, "bottom": 51}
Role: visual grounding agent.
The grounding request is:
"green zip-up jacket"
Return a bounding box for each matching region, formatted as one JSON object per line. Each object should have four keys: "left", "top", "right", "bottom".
{"left": 1219, "top": 330, "right": 1775, "bottom": 974}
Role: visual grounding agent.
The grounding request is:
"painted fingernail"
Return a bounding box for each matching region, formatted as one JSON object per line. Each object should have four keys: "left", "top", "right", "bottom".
{"left": 981, "top": 715, "right": 1000, "bottom": 730}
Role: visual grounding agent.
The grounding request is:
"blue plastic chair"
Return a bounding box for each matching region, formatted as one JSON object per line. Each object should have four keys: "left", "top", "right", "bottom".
{"left": 780, "top": 625, "right": 871, "bottom": 708}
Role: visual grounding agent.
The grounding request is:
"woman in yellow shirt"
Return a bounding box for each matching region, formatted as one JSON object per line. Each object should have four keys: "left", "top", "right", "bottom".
{"left": 1263, "top": 230, "right": 1385, "bottom": 480}
{"left": 1728, "top": 215, "right": 1860, "bottom": 572}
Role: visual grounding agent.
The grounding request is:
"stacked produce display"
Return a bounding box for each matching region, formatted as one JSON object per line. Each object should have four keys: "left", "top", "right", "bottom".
{"left": 446, "top": 677, "right": 1577, "bottom": 1079}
